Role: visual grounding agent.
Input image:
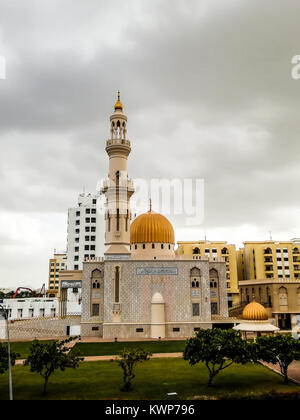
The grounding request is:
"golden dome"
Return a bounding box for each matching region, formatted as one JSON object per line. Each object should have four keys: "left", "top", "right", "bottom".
{"left": 130, "top": 210, "right": 175, "bottom": 244}
{"left": 242, "top": 300, "right": 268, "bottom": 321}
{"left": 114, "top": 91, "right": 123, "bottom": 111}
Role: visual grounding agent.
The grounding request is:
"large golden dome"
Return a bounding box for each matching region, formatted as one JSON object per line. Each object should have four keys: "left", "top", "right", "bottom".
{"left": 242, "top": 300, "right": 268, "bottom": 321}
{"left": 130, "top": 210, "right": 175, "bottom": 244}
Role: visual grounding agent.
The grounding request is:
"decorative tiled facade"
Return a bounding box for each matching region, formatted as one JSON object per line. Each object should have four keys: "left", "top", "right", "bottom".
{"left": 80, "top": 258, "right": 228, "bottom": 339}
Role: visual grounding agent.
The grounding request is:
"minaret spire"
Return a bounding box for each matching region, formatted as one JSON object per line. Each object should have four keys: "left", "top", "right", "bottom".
{"left": 101, "top": 93, "right": 134, "bottom": 257}
{"left": 114, "top": 90, "right": 123, "bottom": 112}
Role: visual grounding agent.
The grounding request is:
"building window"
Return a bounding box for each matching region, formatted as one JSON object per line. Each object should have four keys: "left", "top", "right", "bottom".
{"left": 116, "top": 209, "right": 120, "bottom": 231}
{"left": 143, "top": 244, "right": 146, "bottom": 249}
{"left": 76, "top": 211, "right": 80, "bottom": 217}
{"left": 152, "top": 244, "right": 155, "bottom": 249}
{"left": 192, "top": 303, "right": 200, "bottom": 316}
{"left": 161, "top": 244, "right": 164, "bottom": 249}
{"left": 74, "top": 265, "right": 79, "bottom": 270}
{"left": 92, "top": 304, "right": 100, "bottom": 317}
{"left": 93, "top": 280, "right": 100, "bottom": 289}
{"left": 173, "top": 328, "right": 180, "bottom": 332}
{"left": 136, "top": 328, "right": 144, "bottom": 333}
{"left": 91, "top": 218, "right": 96, "bottom": 223}
{"left": 114, "top": 266, "right": 120, "bottom": 303}
{"left": 86, "top": 209, "right": 91, "bottom": 214}
{"left": 86, "top": 218, "right": 90, "bottom": 223}
{"left": 279, "top": 287, "right": 288, "bottom": 306}
{"left": 211, "top": 302, "right": 218, "bottom": 314}
{"left": 135, "top": 244, "right": 137, "bottom": 250}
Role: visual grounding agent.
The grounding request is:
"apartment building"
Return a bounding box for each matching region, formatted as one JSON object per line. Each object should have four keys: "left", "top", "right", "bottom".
{"left": 237, "top": 239, "right": 300, "bottom": 281}
{"left": 237, "top": 239, "right": 300, "bottom": 331}
{"left": 48, "top": 253, "right": 67, "bottom": 297}
{"left": 176, "top": 241, "right": 240, "bottom": 306}
{"left": 66, "top": 193, "right": 105, "bottom": 270}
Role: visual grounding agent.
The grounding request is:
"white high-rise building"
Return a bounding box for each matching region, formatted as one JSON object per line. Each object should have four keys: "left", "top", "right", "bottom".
{"left": 66, "top": 193, "right": 105, "bottom": 270}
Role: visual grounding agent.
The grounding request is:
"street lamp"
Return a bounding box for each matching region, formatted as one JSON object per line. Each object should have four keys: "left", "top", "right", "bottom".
{"left": 0, "top": 304, "right": 13, "bottom": 401}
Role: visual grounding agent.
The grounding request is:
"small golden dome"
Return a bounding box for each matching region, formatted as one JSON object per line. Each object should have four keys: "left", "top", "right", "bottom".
{"left": 242, "top": 300, "right": 268, "bottom": 321}
{"left": 114, "top": 91, "right": 123, "bottom": 111}
{"left": 130, "top": 210, "right": 175, "bottom": 244}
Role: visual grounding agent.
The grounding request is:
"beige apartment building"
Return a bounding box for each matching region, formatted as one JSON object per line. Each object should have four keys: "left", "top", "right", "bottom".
{"left": 237, "top": 240, "right": 300, "bottom": 281}
{"left": 48, "top": 253, "right": 67, "bottom": 297}
{"left": 176, "top": 241, "right": 240, "bottom": 306}
{"left": 238, "top": 239, "right": 300, "bottom": 331}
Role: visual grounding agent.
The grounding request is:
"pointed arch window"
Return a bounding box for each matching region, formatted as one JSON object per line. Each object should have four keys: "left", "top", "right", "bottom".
{"left": 116, "top": 208, "right": 120, "bottom": 231}
{"left": 279, "top": 287, "right": 288, "bottom": 306}
{"left": 114, "top": 266, "right": 120, "bottom": 303}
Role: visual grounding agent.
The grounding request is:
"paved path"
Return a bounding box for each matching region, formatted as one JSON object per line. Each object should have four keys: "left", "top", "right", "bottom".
{"left": 15, "top": 352, "right": 183, "bottom": 365}
{"left": 261, "top": 361, "right": 300, "bottom": 384}
{"left": 83, "top": 352, "right": 183, "bottom": 362}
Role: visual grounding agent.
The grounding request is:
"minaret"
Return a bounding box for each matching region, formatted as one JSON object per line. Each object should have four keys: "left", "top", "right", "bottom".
{"left": 101, "top": 92, "right": 134, "bottom": 257}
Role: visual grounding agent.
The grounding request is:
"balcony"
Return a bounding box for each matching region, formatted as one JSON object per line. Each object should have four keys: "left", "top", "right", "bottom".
{"left": 221, "top": 249, "right": 229, "bottom": 256}
{"left": 106, "top": 138, "right": 131, "bottom": 148}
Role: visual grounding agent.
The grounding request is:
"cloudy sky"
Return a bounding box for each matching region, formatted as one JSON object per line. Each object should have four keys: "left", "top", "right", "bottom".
{"left": 0, "top": 0, "right": 300, "bottom": 289}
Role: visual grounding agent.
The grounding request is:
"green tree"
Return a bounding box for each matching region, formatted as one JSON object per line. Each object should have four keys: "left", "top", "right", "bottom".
{"left": 115, "top": 347, "right": 152, "bottom": 392}
{"left": 255, "top": 334, "right": 300, "bottom": 384}
{"left": 0, "top": 343, "right": 19, "bottom": 374}
{"left": 183, "top": 328, "right": 252, "bottom": 386}
{"left": 24, "top": 337, "right": 83, "bottom": 396}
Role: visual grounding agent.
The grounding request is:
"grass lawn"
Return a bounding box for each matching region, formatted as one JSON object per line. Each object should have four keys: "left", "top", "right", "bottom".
{"left": 6, "top": 341, "right": 54, "bottom": 359}
{"left": 72, "top": 340, "right": 186, "bottom": 356}
{"left": 0, "top": 358, "right": 299, "bottom": 400}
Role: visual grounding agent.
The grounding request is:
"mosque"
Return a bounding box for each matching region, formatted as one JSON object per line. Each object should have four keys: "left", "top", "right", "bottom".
{"left": 66, "top": 94, "right": 229, "bottom": 339}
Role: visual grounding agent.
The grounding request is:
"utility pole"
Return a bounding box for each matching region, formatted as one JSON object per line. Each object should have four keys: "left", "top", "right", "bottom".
{"left": 0, "top": 304, "right": 13, "bottom": 400}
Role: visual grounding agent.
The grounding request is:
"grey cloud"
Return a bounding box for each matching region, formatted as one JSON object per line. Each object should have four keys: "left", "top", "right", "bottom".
{"left": 0, "top": 0, "right": 300, "bottom": 287}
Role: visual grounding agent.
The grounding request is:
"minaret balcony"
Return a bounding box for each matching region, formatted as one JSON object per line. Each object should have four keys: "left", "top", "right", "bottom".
{"left": 106, "top": 138, "right": 131, "bottom": 147}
